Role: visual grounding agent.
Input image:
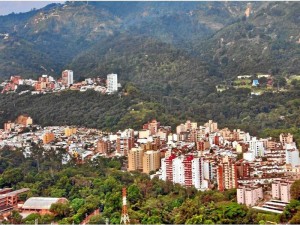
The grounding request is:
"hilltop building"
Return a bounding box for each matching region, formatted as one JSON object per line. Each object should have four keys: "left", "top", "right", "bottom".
{"left": 107, "top": 73, "right": 118, "bottom": 93}
{"left": 62, "top": 70, "right": 73, "bottom": 86}
{"left": 16, "top": 115, "right": 33, "bottom": 126}
{"left": 42, "top": 132, "right": 55, "bottom": 144}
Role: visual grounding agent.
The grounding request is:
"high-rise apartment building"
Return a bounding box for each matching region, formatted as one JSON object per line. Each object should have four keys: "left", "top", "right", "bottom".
{"left": 4, "top": 121, "right": 15, "bottom": 132}
{"left": 204, "top": 120, "right": 218, "bottom": 133}
{"left": 280, "top": 133, "right": 293, "bottom": 146}
{"left": 285, "top": 143, "right": 300, "bottom": 167}
{"left": 16, "top": 115, "right": 33, "bottom": 126}
{"left": 142, "top": 150, "right": 161, "bottom": 174}
{"left": 107, "top": 73, "right": 118, "bottom": 93}
{"left": 128, "top": 147, "right": 144, "bottom": 171}
{"left": 161, "top": 155, "right": 206, "bottom": 190}
{"left": 272, "top": 179, "right": 294, "bottom": 203}
{"left": 237, "top": 185, "right": 263, "bottom": 206}
{"left": 97, "top": 139, "right": 111, "bottom": 154}
{"left": 142, "top": 119, "right": 160, "bottom": 135}
{"left": 247, "top": 137, "right": 265, "bottom": 158}
{"left": 42, "top": 132, "right": 55, "bottom": 144}
{"left": 62, "top": 70, "right": 74, "bottom": 86}
{"left": 116, "top": 136, "right": 134, "bottom": 156}
{"left": 235, "top": 160, "right": 251, "bottom": 179}
{"left": 217, "top": 156, "right": 237, "bottom": 191}
{"left": 65, "top": 127, "right": 77, "bottom": 137}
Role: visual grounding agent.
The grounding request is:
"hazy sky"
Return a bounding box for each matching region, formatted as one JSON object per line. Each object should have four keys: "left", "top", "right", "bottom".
{"left": 0, "top": 1, "right": 62, "bottom": 15}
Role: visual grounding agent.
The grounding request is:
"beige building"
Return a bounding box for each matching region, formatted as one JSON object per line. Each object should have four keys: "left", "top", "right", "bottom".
{"left": 65, "top": 127, "right": 77, "bottom": 137}
{"left": 142, "top": 150, "right": 161, "bottom": 174}
{"left": 280, "top": 133, "right": 293, "bottom": 146}
{"left": 128, "top": 147, "right": 144, "bottom": 171}
{"left": 96, "top": 139, "right": 111, "bottom": 154}
{"left": 42, "top": 132, "right": 55, "bottom": 144}
{"left": 272, "top": 179, "right": 294, "bottom": 203}
{"left": 4, "top": 121, "right": 15, "bottom": 132}
{"left": 204, "top": 120, "right": 218, "bottom": 133}
{"left": 16, "top": 115, "right": 33, "bottom": 126}
{"left": 139, "top": 130, "right": 151, "bottom": 139}
{"left": 237, "top": 185, "right": 263, "bottom": 206}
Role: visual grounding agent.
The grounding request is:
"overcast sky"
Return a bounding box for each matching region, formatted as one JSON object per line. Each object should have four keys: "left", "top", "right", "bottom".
{"left": 0, "top": 1, "right": 62, "bottom": 15}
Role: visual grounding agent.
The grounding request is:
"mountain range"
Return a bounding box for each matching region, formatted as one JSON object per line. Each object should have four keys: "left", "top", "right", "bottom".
{"left": 0, "top": 1, "right": 300, "bottom": 134}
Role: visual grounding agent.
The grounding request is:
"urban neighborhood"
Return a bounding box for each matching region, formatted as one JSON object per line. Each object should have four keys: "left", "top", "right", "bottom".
{"left": 0, "top": 114, "right": 299, "bottom": 219}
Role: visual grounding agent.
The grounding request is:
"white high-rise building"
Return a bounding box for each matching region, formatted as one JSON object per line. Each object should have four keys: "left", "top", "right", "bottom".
{"left": 237, "top": 185, "right": 263, "bottom": 206}
{"left": 247, "top": 137, "right": 265, "bottom": 157}
{"left": 172, "top": 156, "right": 185, "bottom": 185}
{"left": 107, "top": 73, "right": 118, "bottom": 93}
{"left": 160, "top": 155, "right": 207, "bottom": 190}
{"left": 285, "top": 143, "right": 300, "bottom": 167}
{"left": 62, "top": 70, "right": 73, "bottom": 86}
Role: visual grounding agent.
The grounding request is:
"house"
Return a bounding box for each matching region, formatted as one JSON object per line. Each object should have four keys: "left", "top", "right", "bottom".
{"left": 252, "top": 80, "right": 259, "bottom": 86}
{"left": 21, "top": 197, "right": 68, "bottom": 215}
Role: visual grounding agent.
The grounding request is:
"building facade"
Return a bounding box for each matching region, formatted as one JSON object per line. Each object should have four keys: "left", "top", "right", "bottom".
{"left": 62, "top": 70, "right": 74, "bottom": 86}
{"left": 128, "top": 147, "right": 143, "bottom": 171}
{"left": 107, "top": 73, "right": 118, "bottom": 93}
{"left": 237, "top": 185, "right": 263, "bottom": 206}
{"left": 142, "top": 150, "right": 161, "bottom": 174}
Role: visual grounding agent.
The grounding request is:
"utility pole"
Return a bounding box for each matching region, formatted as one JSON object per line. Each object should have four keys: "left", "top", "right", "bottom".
{"left": 120, "top": 187, "right": 130, "bottom": 224}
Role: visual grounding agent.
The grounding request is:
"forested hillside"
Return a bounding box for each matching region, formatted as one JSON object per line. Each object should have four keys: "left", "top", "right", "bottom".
{"left": 198, "top": 2, "right": 300, "bottom": 78}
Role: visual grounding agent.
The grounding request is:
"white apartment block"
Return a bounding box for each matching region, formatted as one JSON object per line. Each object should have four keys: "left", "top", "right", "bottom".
{"left": 62, "top": 70, "right": 73, "bottom": 86}
{"left": 247, "top": 137, "right": 265, "bottom": 157}
{"left": 161, "top": 155, "right": 207, "bottom": 190}
{"left": 285, "top": 143, "right": 300, "bottom": 167}
{"left": 272, "top": 179, "right": 294, "bottom": 203}
{"left": 107, "top": 73, "right": 118, "bottom": 93}
{"left": 237, "top": 185, "right": 263, "bottom": 206}
{"left": 172, "top": 156, "right": 185, "bottom": 185}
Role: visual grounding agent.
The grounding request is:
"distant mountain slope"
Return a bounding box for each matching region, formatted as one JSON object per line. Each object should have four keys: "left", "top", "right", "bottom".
{"left": 198, "top": 2, "right": 300, "bottom": 78}
{"left": 0, "top": 1, "right": 249, "bottom": 77}
{"left": 67, "top": 35, "right": 218, "bottom": 104}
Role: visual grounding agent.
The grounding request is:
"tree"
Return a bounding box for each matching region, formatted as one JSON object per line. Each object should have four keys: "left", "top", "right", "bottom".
{"left": 173, "top": 199, "right": 199, "bottom": 224}
{"left": 50, "top": 202, "right": 71, "bottom": 218}
{"left": 0, "top": 168, "right": 23, "bottom": 186}
{"left": 127, "top": 184, "right": 142, "bottom": 204}
{"left": 291, "top": 180, "right": 300, "bottom": 200}
{"left": 8, "top": 210, "right": 22, "bottom": 224}
{"left": 88, "top": 214, "right": 105, "bottom": 224}
{"left": 290, "top": 211, "right": 300, "bottom": 224}
{"left": 22, "top": 213, "right": 41, "bottom": 224}
{"left": 71, "top": 198, "right": 85, "bottom": 212}
{"left": 185, "top": 215, "right": 204, "bottom": 224}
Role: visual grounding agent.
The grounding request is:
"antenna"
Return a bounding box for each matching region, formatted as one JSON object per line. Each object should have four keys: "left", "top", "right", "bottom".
{"left": 120, "top": 187, "right": 130, "bottom": 224}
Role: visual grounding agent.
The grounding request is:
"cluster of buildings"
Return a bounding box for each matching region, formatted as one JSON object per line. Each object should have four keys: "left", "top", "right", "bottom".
{"left": 1, "top": 116, "right": 299, "bottom": 212}
{"left": 114, "top": 119, "right": 299, "bottom": 212}
{"left": 0, "top": 72, "right": 120, "bottom": 94}
{"left": 0, "top": 187, "right": 69, "bottom": 219}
